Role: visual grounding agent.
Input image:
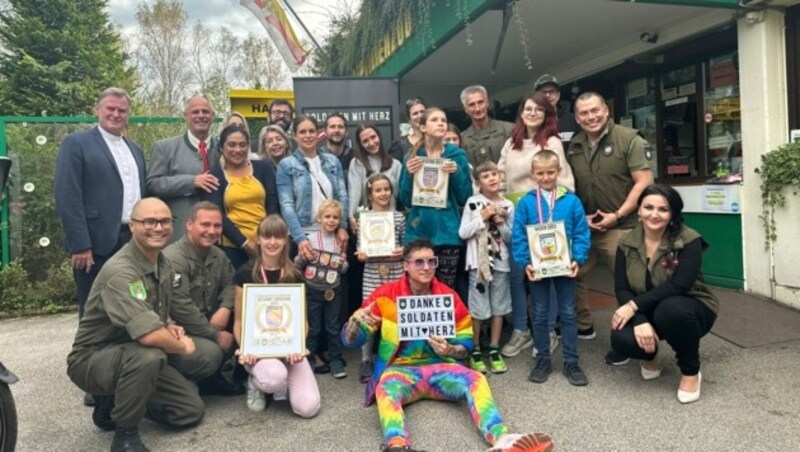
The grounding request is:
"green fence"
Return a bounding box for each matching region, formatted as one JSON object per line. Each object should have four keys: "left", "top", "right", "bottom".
{"left": 0, "top": 116, "right": 187, "bottom": 315}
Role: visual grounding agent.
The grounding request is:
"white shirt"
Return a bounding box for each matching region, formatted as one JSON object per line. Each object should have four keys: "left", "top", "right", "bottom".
{"left": 306, "top": 155, "right": 332, "bottom": 228}
{"left": 98, "top": 126, "right": 141, "bottom": 223}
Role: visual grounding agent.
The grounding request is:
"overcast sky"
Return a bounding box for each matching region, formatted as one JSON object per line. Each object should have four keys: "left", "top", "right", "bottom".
{"left": 106, "top": 0, "right": 352, "bottom": 46}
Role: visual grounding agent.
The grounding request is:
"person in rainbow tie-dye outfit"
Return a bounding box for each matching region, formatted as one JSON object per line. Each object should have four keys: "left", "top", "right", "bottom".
{"left": 342, "top": 239, "right": 554, "bottom": 452}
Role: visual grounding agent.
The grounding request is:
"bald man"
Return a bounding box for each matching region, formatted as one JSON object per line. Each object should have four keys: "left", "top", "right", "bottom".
{"left": 67, "top": 198, "right": 221, "bottom": 452}
{"left": 147, "top": 96, "right": 221, "bottom": 242}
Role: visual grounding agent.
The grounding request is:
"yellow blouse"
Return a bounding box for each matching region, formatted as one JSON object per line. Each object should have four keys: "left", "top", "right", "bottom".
{"left": 222, "top": 173, "right": 266, "bottom": 248}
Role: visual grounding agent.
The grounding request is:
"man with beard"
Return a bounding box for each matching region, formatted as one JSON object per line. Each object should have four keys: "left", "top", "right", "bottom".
{"left": 268, "top": 99, "right": 294, "bottom": 133}
{"left": 147, "top": 96, "right": 220, "bottom": 242}
{"left": 319, "top": 113, "right": 353, "bottom": 174}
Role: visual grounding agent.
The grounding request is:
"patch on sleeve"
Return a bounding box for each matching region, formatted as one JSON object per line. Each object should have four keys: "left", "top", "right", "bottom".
{"left": 128, "top": 281, "right": 147, "bottom": 300}
{"left": 172, "top": 273, "right": 182, "bottom": 288}
{"left": 644, "top": 143, "right": 653, "bottom": 160}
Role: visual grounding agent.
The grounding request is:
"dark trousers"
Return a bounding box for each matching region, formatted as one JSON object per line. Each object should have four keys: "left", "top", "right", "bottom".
{"left": 306, "top": 286, "right": 343, "bottom": 363}
{"left": 610, "top": 296, "right": 716, "bottom": 375}
{"left": 222, "top": 246, "right": 249, "bottom": 271}
{"left": 434, "top": 245, "right": 460, "bottom": 291}
{"left": 74, "top": 228, "right": 131, "bottom": 318}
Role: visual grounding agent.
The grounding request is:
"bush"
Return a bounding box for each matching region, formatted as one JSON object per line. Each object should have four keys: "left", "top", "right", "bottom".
{"left": 0, "top": 259, "right": 76, "bottom": 317}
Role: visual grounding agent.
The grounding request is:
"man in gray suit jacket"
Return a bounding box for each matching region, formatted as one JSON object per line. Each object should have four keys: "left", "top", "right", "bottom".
{"left": 54, "top": 87, "right": 146, "bottom": 319}
{"left": 146, "top": 96, "right": 220, "bottom": 242}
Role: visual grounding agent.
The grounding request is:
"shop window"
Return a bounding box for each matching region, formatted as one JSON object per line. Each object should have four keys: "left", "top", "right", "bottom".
{"left": 661, "top": 65, "right": 699, "bottom": 178}
{"left": 704, "top": 52, "right": 741, "bottom": 175}
{"left": 623, "top": 77, "right": 657, "bottom": 175}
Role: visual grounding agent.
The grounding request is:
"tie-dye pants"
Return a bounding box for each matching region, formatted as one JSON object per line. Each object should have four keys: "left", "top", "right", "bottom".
{"left": 375, "top": 362, "right": 508, "bottom": 448}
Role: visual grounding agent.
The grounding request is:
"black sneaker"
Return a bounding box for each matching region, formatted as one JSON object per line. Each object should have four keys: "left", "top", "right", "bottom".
{"left": 577, "top": 326, "right": 596, "bottom": 340}
{"left": 563, "top": 361, "right": 588, "bottom": 386}
{"left": 604, "top": 349, "right": 630, "bottom": 366}
{"left": 111, "top": 426, "right": 150, "bottom": 452}
{"left": 330, "top": 359, "right": 347, "bottom": 379}
{"left": 92, "top": 395, "right": 116, "bottom": 431}
{"left": 528, "top": 357, "right": 552, "bottom": 383}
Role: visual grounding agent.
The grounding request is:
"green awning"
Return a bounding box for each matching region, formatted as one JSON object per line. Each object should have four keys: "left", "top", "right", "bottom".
{"left": 611, "top": 0, "right": 740, "bottom": 8}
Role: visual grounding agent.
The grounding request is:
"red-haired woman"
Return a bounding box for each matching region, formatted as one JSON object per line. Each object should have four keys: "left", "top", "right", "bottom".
{"left": 497, "top": 93, "right": 575, "bottom": 358}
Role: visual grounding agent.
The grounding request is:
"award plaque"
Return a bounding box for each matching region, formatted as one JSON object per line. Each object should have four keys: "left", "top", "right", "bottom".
{"left": 240, "top": 284, "right": 306, "bottom": 358}
{"left": 526, "top": 221, "right": 572, "bottom": 279}
{"left": 358, "top": 211, "right": 396, "bottom": 257}
{"left": 412, "top": 158, "right": 449, "bottom": 208}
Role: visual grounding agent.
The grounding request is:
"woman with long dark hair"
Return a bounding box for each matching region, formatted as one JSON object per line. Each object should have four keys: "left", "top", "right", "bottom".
{"left": 347, "top": 124, "right": 402, "bottom": 229}
{"left": 610, "top": 184, "right": 718, "bottom": 404}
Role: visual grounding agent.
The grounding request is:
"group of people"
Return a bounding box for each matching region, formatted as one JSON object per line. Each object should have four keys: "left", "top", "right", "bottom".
{"left": 53, "top": 75, "right": 719, "bottom": 452}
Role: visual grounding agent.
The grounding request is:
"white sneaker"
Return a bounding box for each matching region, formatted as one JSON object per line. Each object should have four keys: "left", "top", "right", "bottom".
{"left": 487, "top": 432, "right": 555, "bottom": 451}
{"left": 501, "top": 329, "right": 533, "bottom": 357}
{"left": 532, "top": 331, "right": 560, "bottom": 358}
{"left": 246, "top": 376, "right": 266, "bottom": 412}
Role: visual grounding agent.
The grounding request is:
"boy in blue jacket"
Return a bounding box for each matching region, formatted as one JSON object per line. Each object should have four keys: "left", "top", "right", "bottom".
{"left": 512, "top": 150, "right": 591, "bottom": 386}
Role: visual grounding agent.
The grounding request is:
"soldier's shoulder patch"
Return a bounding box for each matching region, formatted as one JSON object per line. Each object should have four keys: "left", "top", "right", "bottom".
{"left": 129, "top": 280, "right": 147, "bottom": 300}
{"left": 172, "top": 273, "right": 182, "bottom": 288}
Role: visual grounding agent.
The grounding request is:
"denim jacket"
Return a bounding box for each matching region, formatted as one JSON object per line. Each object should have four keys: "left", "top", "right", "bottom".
{"left": 276, "top": 148, "right": 349, "bottom": 243}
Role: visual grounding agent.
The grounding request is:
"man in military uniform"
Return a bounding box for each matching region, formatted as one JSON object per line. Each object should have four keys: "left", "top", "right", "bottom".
{"left": 566, "top": 92, "right": 653, "bottom": 346}
{"left": 533, "top": 74, "right": 579, "bottom": 149}
{"left": 67, "top": 198, "right": 223, "bottom": 452}
{"left": 164, "top": 201, "right": 241, "bottom": 395}
{"left": 460, "top": 85, "right": 514, "bottom": 168}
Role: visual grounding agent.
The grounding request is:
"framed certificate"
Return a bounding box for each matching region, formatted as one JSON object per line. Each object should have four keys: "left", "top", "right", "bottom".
{"left": 359, "top": 211, "right": 396, "bottom": 257}
{"left": 240, "top": 284, "right": 306, "bottom": 358}
{"left": 412, "top": 158, "right": 449, "bottom": 208}
{"left": 526, "top": 221, "right": 572, "bottom": 279}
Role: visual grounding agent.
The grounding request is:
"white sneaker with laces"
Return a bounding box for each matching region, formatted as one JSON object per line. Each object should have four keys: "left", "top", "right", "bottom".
{"left": 246, "top": 376, "right": 266, "bottom": 412}
{"left": 501, "top": 329, "right": 533, "bottom": 357}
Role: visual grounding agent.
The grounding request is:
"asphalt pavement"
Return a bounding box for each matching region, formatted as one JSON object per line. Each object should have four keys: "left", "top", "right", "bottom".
{"left": 1, "top": 310, "right": 799, "bottom": 451}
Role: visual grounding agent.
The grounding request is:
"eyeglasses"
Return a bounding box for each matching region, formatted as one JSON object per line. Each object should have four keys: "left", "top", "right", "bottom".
{"left": 539, "top": 89, "right": 558, "bottom": 96}
{"left": 406, "top": 257, "right": 439, "bottom": 269}
{"left": 271, "top": 110, "right": 291, "bottom": 118}
{"left": 523, "top": 107, "right": 546, "bottom": 117}
{"left": 130, "top": 217, "right": 174, "bottom": 229}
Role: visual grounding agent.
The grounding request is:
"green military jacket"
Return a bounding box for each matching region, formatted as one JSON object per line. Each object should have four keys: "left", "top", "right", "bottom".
{"left": 163, "top": 235, "right": 235, "bottom": 317}
{"left": 618, "top": 224, "right": 719, "bottom": 316}
{"left": 461, "top": 118, "right": 514, "bottom": 168}
{"left": 68, "top": 241, "right": 216, "bottom": 365}
{"left": 567, "top": 122, "right": 652, "bottom": 229}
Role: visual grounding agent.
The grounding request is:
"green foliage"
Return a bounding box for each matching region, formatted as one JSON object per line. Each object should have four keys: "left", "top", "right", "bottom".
{"left": 0, "top": 0, "right": 137, "bottom": 116}
{"left": 1, "top": 119, "right": 185, "bottom": 317}
{"left": 754, "top": 142, "right": 800, "bottom": 249}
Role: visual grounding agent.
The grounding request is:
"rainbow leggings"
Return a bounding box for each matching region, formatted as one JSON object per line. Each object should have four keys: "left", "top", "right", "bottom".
{"left": 375, "top": 362, "right": 508, "bottom": 448}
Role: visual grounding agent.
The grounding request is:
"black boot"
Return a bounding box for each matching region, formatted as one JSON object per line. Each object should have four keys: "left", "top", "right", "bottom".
{"left": 92, "top": 395, "right": 116, "bottom": 431}
{"left": 110, "top": 426, "right": 150, "bottom": 452}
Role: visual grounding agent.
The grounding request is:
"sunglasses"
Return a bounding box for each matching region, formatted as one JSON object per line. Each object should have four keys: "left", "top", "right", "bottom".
{"left": 406, "top": 257, "right": 439, "bottom": 269}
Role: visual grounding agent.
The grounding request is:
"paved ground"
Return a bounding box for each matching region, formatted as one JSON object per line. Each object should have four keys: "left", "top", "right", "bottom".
{"left": 2, "top": 308, "right": 800, "bottom": 451}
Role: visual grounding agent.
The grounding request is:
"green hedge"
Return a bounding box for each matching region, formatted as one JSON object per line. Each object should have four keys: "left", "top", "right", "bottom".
{"left": 1, "top": 119, "right": 186, "bottom": 316}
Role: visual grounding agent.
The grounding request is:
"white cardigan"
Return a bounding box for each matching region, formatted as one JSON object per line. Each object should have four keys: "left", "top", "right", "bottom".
{"left": 497, "top": 136, "right": 575, "bottom": 195}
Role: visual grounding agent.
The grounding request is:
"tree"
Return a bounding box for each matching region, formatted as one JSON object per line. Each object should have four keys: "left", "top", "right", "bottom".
{"left": 134, "top": 0, "right": 190, "bottom": 115}
{"left": 239, "top": 33, "right": 288, "bottom": 90}
{"left": 309, "top": 2, "right": 360, "bottom": 76}
{"left": 0, "top": 0, "right": 136, "bottom": 116}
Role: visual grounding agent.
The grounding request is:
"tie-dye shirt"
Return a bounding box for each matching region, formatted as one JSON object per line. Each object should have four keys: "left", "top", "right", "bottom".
{"left": 341, "top": 273, "right": 474, "bottom": 406}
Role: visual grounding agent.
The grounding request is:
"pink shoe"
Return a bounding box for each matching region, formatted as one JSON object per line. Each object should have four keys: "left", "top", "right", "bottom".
{"left": 488, "top": 432, "right": 555, "bottom": 452}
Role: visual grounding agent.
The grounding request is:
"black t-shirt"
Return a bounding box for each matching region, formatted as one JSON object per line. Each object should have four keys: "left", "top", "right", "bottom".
{"left": 234, "top": 261, "right": 283, "bottom": 286}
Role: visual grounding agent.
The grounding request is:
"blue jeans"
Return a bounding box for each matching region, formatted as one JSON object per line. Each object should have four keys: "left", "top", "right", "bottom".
{"left": 530, "top": 277, "right": 578, "bottom": 362}
{"left": 510, "top": 258, "right": 557, "bottom": 331}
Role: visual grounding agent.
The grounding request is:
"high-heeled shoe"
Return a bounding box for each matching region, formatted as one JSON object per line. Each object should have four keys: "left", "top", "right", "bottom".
{"left": 677, "top": 372, "right": 702, "bottom": 404}
{"left": 640, "top": 361, "right": 662, "bottom": 380}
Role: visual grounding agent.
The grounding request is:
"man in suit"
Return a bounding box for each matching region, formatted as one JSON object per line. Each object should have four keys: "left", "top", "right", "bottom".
{"left": 146, "top": 96, "right": 220, "bottom": 242}
{"left": 54, "top": 87, "right": 146, "bottom": 319}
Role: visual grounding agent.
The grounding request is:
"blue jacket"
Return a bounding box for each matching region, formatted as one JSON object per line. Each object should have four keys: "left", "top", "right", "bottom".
{"left": 205, "top": 159, "right": 279, "bottom": 248}
{"left": 276, "top": 148, "right": 348, "bottom": 244}
{"left": 398, "top": 143, "right": 472, "bottom": 246}
{"left": 512, "top": 186, "right": 590, "bottom": 267}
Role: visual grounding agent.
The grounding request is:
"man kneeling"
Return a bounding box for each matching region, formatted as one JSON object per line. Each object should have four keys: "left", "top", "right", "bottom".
{"left": 342, "top": 239, "right": 554, "bottom": 452}
{"left": 67, "top": 198, "right": 218, "bottom": 452}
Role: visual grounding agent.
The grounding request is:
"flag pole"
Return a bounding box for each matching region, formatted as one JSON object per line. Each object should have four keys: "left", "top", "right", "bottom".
{"left": 281, "top": 0, "right": 322, "bottom": 52}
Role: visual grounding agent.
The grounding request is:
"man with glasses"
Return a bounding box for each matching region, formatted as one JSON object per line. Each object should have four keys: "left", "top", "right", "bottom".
{"left": 67, "top": 198, "right": 222, "bottom": 452}
{"left": 566, "top": 92, "right": 653, "bottom": 350}
{"left": 55, "top": 87, "right": 145, "bottom": 325}
{"left": 342, "top": 239, "right": 554, "bottom": 452}
{"left": 460, "top": 85, "right": 514, "bottom": 168}
{"left": 533, "top": 74, "right": 579, "bottom": 149}
{"left": 147, "top": 96, "right": 220, "bottom": 243}
{"left": 268, "top": 98, "right": 294, "bottom": 133}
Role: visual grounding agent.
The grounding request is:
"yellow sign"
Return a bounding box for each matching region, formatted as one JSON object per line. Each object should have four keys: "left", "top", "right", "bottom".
{"left": 229, "top": 89, "right": 294, "bottom": 119}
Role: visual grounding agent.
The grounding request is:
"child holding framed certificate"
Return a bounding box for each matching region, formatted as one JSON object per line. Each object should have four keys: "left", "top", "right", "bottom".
{"left": 511, "top": 150, "right": 591, "bottom": 387}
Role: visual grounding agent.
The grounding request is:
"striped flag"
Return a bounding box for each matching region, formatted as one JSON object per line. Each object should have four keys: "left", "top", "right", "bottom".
{"left": 240, "top": 0, "right": 308, "bottom": 72}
